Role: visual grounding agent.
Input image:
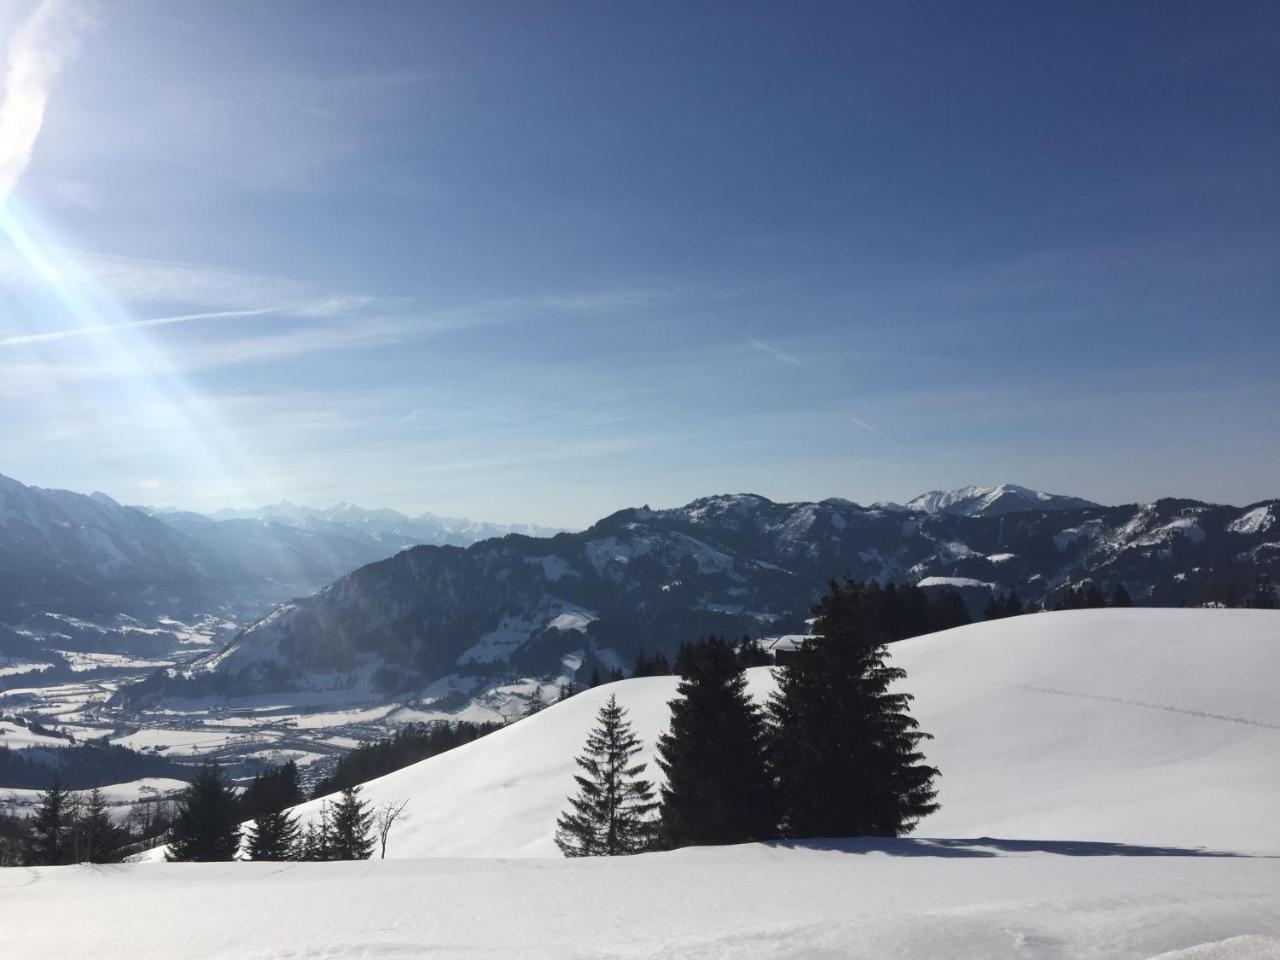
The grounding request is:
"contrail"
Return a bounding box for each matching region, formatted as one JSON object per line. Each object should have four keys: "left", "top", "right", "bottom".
{"left": 0, "top": 0, "right": 89, "bottom": 200}
{"left": 0, "top": 306, "right": 283, "bottom": 347}
{"left": 748, "top": 337, "right": 805, "bottom": 367}
{"left": 848, "top": 414, "right": 890, "bottom": 441}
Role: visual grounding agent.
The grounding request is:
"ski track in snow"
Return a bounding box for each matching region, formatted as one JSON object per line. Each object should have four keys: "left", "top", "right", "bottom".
{"left": 1007, "top": 683, "right": 1280, "bottom": 731}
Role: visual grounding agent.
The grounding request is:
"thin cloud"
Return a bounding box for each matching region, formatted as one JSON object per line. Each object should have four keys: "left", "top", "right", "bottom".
{"left": 748, "top": 337, "right": 805, "bottom": 367}
{"left": 0, "top": 0, "right": 90, "bottom": 199}
{"left": 848, "top": 414, "right": 890, "bottom": 442}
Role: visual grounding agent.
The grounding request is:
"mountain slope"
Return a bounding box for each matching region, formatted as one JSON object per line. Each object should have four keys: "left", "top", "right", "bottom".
{"left": 285, "top": 608, "right": 1280, "bottom": 857}
{"left": 0, "top": 473, "right": 250, "bottom": 622}
{"left": 177, "top": 494, "right": 1280, "bottom": 699}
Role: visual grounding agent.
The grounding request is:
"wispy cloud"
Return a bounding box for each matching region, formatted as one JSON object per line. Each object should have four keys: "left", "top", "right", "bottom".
{"left": 848, "top": 414, "right": 890, "bottom": 441}
{"left": 0, "top": 0, "right": 89, "bottom": 199}
{"left": 748, "top": 337, "right": 805, "bottom": 367}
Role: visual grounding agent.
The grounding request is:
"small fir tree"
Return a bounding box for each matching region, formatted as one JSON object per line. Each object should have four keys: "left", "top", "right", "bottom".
{"left": 656, "top": 637, "right": 777, "bottom": 849}
{"left": 327, "top": 786, "right": 374, "bottom": 860}
{"left": 166, "top": 764, "right": 242, "bottom": 862}
{"left": 555, "top": 694, "right": 657, "bottom": 856}
{"left": 246, "top": 808, "right": 301, "bottom": 861}
{"left": 768, "top": 578, "right": 939, "bottom": 839}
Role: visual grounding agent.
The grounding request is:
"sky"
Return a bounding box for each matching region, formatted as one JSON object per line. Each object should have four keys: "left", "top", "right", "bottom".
{"left": 0, "top": 1, "right": 1276, "bottom": 528}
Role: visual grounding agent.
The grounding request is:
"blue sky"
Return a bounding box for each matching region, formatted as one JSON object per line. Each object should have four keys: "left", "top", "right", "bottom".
{"left": 0, "top": 1, "right": 1275, "bottom": 527}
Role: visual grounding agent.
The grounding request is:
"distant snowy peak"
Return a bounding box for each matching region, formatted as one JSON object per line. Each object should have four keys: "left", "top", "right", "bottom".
{"left": 906, "top": 484, "right": 1098, "bottom": 517}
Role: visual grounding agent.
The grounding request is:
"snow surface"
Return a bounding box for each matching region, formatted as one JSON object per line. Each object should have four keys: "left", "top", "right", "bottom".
{"left": 271, "top": 608, "right": 1280, "bottom": 859}
{"left": 915, "top": 575, "right": 996, "bottom": 590}
{"left": 6, "top": 845, "right": 1279, "bottom": 960}
{"left": 1229, "top": 506, "right": 1275, "bottom": 536}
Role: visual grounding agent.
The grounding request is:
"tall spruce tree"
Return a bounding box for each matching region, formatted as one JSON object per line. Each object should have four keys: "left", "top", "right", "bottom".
{"left": 246, "top": 808, "right": 301, "bottom": 861}
{"left": 555, "top": 694, "right": 657, "bottom": 857}
{"left": 768, "top": 579, "right": 939, "bottom": 839}
{"left": 29, "top": 774, "right": 69, "bottom": 866}
{"left": 327, "top": 786, "right": 374, "bottom": 860}
{"left": 166, "top": 764, "right": 242, "bottom": 862}
{"left": 656, "top": 637, "right": 777, "bottom": 849}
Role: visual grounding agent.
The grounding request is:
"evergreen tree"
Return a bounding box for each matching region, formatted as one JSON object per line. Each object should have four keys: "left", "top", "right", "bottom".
{"left": 557, "top": 680, "right": 576, "bottom": 702}
{"left": 768, "top": 579, "right": 939, "bottom": 839}
{"left": 735, "top": 634, "right": 774, "bottom": 668}
{"left": 1248, "top": 574, "right": 1276, "bottom": 610}
{"left": 297, "top": 803, "right": 332, "bottom": 861}
{"left": 985, "top": 591, "right": 1025, "bottom": 620}
{"left": 526, "top": 684, "right": 545, "bottom": 716}
{"left": 166, "top": 763, "right": 242, "bottom": 862}
{"left": 29, "top": 774, "right": 69, "bottom": 865}
{"left": 555, "top": 694, "right": 658, "bottom": 856}
{"left": 1083, "top": 582, "right": 1108, "bottom": 608}
{"left": 240, "top": 760, "right": 304, "bottom": 821}
{"left": 982, "top": 592, "right": 1000, "bottom": 621}
{"left": 656, "top": 638, "right": 777, "bottom": 849}
{"left": 928, "top": 588, "right": 971, "bottom": 632}
{"left": 1109, "top": 583, "right": 1134, "bottom": 608}
{"left": 76, "top": 788, "right": 125, "bottom": 864}
{"left": 246, "top": 808, "right": 301, "bottom": 861}
{"left": 327, "top": 786, "right": 374, "bottom": 860}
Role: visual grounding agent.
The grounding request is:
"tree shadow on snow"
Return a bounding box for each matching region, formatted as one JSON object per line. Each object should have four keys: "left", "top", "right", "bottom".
{"left": 767, "top": 836, "right": 1271, "bottom": 858}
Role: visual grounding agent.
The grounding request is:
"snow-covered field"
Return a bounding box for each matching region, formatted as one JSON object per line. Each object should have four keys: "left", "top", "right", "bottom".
{"left": 5, "top": 608, "right": 1279, "bottom": 958}
{"left": 5, "top": 843, "right": 1279, "bottom": 960}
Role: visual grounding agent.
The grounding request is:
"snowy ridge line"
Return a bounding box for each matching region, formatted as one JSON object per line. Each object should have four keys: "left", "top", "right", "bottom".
{"left": 1006, "top": 683, "right": 1280, "bottom": 730}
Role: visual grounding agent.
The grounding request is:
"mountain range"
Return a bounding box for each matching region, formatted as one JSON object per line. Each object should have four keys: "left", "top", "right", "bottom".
{"left": 138, "top": 488, "right": 1278, "bottom": 702}
{"left": 0, "top": 472, "right": 559, "bottom": 628}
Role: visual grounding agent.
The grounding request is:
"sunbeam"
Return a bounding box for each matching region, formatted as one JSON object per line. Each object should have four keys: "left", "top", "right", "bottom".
{"left": 0, "top": 197, "right": 268, "bottom": 505}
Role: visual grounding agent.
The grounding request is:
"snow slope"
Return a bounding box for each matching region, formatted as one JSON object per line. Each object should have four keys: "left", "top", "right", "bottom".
{"left": 286, "top": 608, "right": 1280, "bottom": 857}
{"left": 5, "top": 845, "right": 1279, "bottom": 960}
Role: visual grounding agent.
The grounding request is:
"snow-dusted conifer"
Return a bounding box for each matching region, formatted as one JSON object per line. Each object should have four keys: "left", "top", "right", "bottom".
{"left": 555, "top": 694, "right": 657, "bottom": 857}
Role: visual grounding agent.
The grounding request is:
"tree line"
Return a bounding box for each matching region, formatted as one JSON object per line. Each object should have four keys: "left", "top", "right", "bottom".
{"left": 3, "top": 777, "right": 177, "bottom": 866}
{"left": 310, "top": 720, "right": 500, "bottom": 798}
{"left": 554, "top": 577, "right": 939, "bottom": 856}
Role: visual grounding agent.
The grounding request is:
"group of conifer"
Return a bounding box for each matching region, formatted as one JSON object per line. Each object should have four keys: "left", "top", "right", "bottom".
{"left": 23, "top": 776, "right": 129, "bottom": 865}
{"left": 555, "top": 578, "right": 940, "bottom": 856}
{"left": 164, "top": 763, "right": 375, "bottom": 863}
